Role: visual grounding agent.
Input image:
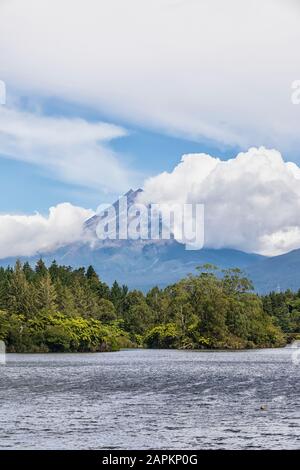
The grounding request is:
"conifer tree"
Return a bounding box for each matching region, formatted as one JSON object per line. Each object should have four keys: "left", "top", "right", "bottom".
{"left": 35, "top": 258, "right": 48, "bottom": 278}
{"left": 36, "top": 272, "right": 57, "bottom": 312}
{"left": 7, "top": 260, "right": 35, "bottom": 317}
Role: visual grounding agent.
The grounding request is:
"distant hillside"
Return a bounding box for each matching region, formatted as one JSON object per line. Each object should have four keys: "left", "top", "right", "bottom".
{"left": 0, "top": 240, "right": 264, "bottom": 291}
{"left": 2, "top": 238, "right": 300, "bottom": 293}
{"left": 246, "top": 249, "right": 300, "bottom": 293}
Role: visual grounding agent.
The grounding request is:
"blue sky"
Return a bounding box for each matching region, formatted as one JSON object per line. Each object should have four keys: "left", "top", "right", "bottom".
{"left": 0, "top": 0, "right": 299, "bottom": 216}
{"left": 0, "top": 0, "right": 300, "bottom": 258}
{"left": 0, "top": 94, "right": 241, "bottom": 213}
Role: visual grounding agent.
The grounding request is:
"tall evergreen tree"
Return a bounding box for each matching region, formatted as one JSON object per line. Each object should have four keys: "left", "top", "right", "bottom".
{"left": 23, "top": 262, "right": 35, "bottom": 282}
{"left": 35, "top": 258, "right": 48, "bottom": 278}
{"left": 7, "top": 260, "right": 35, "bottom": 317}
{"left": 36, "top": 273, "right": 57, "bottom": 312}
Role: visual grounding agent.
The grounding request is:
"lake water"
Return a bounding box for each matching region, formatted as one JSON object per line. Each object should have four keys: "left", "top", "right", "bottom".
{"left": 0, "top": 348, "right": 299, "bottom": 449}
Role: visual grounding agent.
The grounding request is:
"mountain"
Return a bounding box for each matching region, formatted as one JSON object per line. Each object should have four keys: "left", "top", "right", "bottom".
{"left": 1, "top": 188, "right": 300, "bottom": 293}
{"left": 0, "top": 239, "right": 265, "bottom": 291}
{"left": 84, "top": 188, "right": 144, "bottom": 234}
{"left": 246, "top": 249, "right": 300, "bottom": 293}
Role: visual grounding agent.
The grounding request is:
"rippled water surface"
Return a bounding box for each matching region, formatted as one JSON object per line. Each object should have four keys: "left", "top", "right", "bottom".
{"left": 0, "top": 348, "right": 299, "bottom": 449}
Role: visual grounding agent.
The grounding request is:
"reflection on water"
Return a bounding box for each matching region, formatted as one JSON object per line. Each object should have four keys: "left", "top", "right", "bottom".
{"left": 0, "top": 348, "right": 299, "bottom": 449}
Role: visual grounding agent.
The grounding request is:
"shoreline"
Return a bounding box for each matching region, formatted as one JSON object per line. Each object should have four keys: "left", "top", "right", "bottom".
{"left": 3, "top": 344, "right": 292, "bottom": 355}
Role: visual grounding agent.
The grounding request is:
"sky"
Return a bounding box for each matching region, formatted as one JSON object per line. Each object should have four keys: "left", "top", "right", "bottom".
{"left": 0, "top": 0, "right": 300, "bottom": 257}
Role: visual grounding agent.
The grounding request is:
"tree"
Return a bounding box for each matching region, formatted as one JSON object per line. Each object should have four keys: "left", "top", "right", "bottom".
{"left": 36, "top": 273, "right": 57, "bottom": 312}
{"left": 86, "top": 265, "right": 110, "bottom": 299}
{"left": 222, "top": 268, "right": 253, "bottom": 294}
{"left": 166, "top": 283, "right": 196, "bottom": 334}
{"left": 35, "top": 258, "right": 48, "bottom": 278}
{"left": 123, "top": 291, "right": 154, "bottom": 336}
{"left": 93, "top": 299, "right": 116, "bottom": 323}
{"left": 23, "top": 262, "right": 35, "bottom": 282}
{"left": 86, "top": 265, "right": 98, "bottom": 281}
{"left": 49, "top": 260, "right": 59, "bottom": 281}
{"left": 187, "top": 272, "right": 228, "bottom": 343}
{"left": 0, "top": 261, "right": 286, "bottom": 352}
{"left": 55, "top": 280, "right": 76, "bottom": 316}
{"left": 146, "top": 287, "right": 170, "bottom": 324}
{"left": 144, "top": 323, "right": 180, "bottom": 349}
{"left": 110, "top": 281, "right": 128, "bottom": 315}
{"left": 7, "top": 260, "right": 35, "bottom": 317}
{"left": 0, "top": 266, "right": 12, "bottom": 310}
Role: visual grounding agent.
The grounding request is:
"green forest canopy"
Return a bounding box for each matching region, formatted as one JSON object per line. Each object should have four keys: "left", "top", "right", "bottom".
{"left": 0, "top": 260, "right": 298, "bottom": 352}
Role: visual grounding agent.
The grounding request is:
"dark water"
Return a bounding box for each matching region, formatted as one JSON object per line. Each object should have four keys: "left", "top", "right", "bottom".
{"left": 0, "top": 348, "right": 299, "bottom": 449}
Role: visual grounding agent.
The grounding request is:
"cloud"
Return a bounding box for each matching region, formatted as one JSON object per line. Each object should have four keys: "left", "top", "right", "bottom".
{"left": 0, "top": 0, "right": 300, "bottom": 151}
{"left": 2, "top": 147, "right": 300, "bottom": 258}
{"left": 0, "top": 105, "right": 139, "bottom": 192}
{"left": 140, "top": 147, "right": 300, "bottom": 256}
{"left": 0, "top": 203, "right": 94, "bottom": 258}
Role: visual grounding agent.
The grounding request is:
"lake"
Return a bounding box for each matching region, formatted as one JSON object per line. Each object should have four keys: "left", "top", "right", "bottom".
{"left": 0, "top": 348, "right": 299, "bottom": 449}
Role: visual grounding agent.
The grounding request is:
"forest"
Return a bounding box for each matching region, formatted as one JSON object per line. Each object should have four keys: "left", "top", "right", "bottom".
{"left": 0, "top": 259, "right": 298, "bottom": 353}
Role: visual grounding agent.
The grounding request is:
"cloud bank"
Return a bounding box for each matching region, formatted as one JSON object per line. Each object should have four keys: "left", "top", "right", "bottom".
{"left": 1, "top": 148, "right": 300, "bottom": 258}
{"left": 0, "top": 105, "right": 139, "bottom": 193}
{"left": 0, "top": 203, "right": 94, "bottom": 259}
{"left": 1, "top": 0, "right": 300, "bottom": 151}
{"left": 140, "top": 147, "right": 300, "bottom": 256}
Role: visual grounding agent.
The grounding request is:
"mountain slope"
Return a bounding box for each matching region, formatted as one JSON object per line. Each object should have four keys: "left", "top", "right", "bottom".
{"left": 246, "top": 248, "right": 300, "bottom": 293}
{"left": 0, "top": 240, "right": 264, "bottom": 291}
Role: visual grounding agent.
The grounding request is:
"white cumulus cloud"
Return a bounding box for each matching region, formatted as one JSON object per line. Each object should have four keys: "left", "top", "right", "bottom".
{"left": 140, "top": 147, "right": 300, "bottom": 256}
{"left": 0, "top": 203, "right": 94, "bottom": 259}
{"left": 2, "top": 147, "right": 300, "bottom": 258}
{"left": 0, "top": 105, "right": 139, "bottom": 193}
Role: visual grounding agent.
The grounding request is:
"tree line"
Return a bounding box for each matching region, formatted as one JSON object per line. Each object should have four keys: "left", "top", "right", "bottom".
{"left": 0, "top": 260, "right": 297, "bottom": 352}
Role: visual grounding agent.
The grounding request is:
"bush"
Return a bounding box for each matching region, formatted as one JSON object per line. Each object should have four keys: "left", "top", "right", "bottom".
{"left": 143, "top": 323, "right": 181, "bottom": 348}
